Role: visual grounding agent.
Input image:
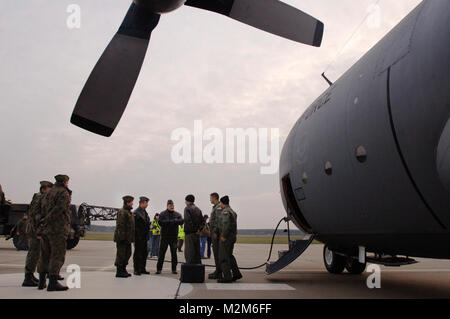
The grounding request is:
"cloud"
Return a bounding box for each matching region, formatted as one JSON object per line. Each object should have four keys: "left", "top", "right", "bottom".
{"left": 0, "top": 0, "right": 421, "bottom": 227}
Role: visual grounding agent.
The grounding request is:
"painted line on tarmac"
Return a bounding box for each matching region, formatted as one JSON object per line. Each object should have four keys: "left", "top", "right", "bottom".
{"left": 0, "top": 264, "right": 114, "bottom": 271}
{"left": 1, "top": 264, "right": 450, "bottom": 274}
{"left": 205, "top": 283, "right": 295, "bottom": 290}
{"left": 267, "top": 269, "right": 450, "bottom": 273}
{"left": 99, "top": 265, "right": 115, "bottom": 271}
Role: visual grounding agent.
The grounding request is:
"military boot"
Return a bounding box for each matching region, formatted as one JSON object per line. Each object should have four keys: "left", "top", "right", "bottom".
{"left": 115, "top": 266, "right": 128, "bottom": 278}
{"left": 22, "top": 273, "right": 38, "bottom": 287}
{"left": 208, "top": 271, "right": 219, "bottom": 279}
{"left": 38, "top": 273, "right": 47, "bottom": 290}
{"left": 31, "top": 273, "right": 39, "bottom": 284}
{"left": 47, "top": 275, "right": 69, "bottom": 291}
{"left": 217, "top": 278, "right": 233, "bottom": 283}
{"left": 232, "top": 273, "right": 243, "bottom": 282}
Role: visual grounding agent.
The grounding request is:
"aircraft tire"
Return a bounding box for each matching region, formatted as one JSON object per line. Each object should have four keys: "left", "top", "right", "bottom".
{"left": 66, "top": 237, "right": 80, "bottom": 250}
{"left": 345, "top": 258, "right": 366, "bottom": 274}
{"left": 323, "top": 245, "right": 346, "bottom": 274}
{"left": 13, "top": 235, "right": 29, "bottom": 251}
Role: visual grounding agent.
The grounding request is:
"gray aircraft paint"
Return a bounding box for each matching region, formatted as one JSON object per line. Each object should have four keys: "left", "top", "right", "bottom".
{"left": 280, "top": 0, "right": 450, "bottom": 259}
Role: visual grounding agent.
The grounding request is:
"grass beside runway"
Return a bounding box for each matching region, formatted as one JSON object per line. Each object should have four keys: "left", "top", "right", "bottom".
{"left": 81, "top": 232, "right": 320, "bottom": 244}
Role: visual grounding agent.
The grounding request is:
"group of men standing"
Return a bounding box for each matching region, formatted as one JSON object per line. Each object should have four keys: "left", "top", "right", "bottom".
{"left": 21, "top": 175, "right": 72, "bottom": 292}
{"left": 114, "top": 192, "right": 242, "bottom": 283}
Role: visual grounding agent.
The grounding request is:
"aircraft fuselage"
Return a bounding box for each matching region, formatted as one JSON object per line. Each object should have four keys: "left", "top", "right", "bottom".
{"left": 280, "top": 0, "right": 450, "bottom": 259}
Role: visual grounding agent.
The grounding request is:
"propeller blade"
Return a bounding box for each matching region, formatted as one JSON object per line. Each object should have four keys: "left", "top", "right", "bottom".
{"left": 71, "top": 3, "right": 160, "bottom": 137}
{"left": 185, "top": 0, "right": 323, "bottom": 47}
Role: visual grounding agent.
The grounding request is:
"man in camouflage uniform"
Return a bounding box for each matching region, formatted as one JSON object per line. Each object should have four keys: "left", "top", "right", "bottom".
{"left": 208, "top": 192, "right": 222, "bottom": 279}
{"left": 114, "top": 195, "right": 135, "bottom": 278}
{"left": 14, "top": 214, "right": 29, "bottom": 250}
{"left": 0, "top": 184, "right": 10, "bottom": 228}
{"left": 22, "top": 181, "right": 53, "bottom": 287}
{"left": 0, "top": 184, "right": 5, "bottom": 205}
{"left": 217, "top": 196, "right": 242, "bottom": 283}
{"left": 183, "top": 194, "right": 204, "bottom": 264}
{"left": 133, "top": 196, "right": 151, "bottom": 276}
{"left": 37, "top": 175, "right": 71, "bottom": 291}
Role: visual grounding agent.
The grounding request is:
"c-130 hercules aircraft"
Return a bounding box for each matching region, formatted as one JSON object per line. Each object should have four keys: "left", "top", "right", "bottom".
{"left": 70, "top": 0, "right": 450, "bottom": 275}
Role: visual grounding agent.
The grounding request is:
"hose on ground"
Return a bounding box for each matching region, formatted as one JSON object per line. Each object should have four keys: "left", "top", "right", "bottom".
{"left": 150, "top": 217, "right": 288, "bottom": 270}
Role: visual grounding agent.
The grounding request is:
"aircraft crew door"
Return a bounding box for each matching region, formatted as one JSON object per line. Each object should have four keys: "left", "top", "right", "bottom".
{"left": 282, "top": 174, "right": 313, "bottom": 233}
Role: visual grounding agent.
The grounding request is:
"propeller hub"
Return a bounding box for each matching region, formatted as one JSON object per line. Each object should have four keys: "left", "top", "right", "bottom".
{"left": 133, "top": 0, "right": 186, "bottom": 13}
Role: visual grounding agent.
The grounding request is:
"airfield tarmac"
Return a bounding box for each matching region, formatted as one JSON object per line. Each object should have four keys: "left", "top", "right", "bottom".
{"left": 0, "top": 239, "right": 449, "bottom": 299}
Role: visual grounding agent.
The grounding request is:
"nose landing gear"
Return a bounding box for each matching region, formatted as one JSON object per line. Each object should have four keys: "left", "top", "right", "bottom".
{"left": 323, "top": 245, "right": 366, "bottom": 275}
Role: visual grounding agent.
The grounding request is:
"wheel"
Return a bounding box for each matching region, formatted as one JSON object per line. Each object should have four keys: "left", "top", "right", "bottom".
{"left": 66, "top": 237, "right": 80, "bottom": 250}
{"left": 13, "top": 235, "right": 29, "bottom": 251}
{"left": 345, "top": 258, "right": 366, "bottom": 274}
{"left": 323, "top": 245, "right": 346, "bottom": 274}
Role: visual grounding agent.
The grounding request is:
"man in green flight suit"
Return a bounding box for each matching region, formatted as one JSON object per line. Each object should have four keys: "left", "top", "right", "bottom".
{"left": 114, "top": 195, "right": 135, "bottom": 278}
{"left": 22, "top": 180, "right": 53, "bottom": 287}
{"left": 37, "top": 174, "right": 71, "bottom": 291}
{"left": 208, "top": 192, "right": 222, "bottom": 279}
{"left": 217, "top": 195, "right": 242, "bottom": 283}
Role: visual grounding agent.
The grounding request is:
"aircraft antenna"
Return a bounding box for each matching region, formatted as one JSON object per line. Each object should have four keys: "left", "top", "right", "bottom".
{"left": 322, "top": 0, "right": 382, "bottom": 82}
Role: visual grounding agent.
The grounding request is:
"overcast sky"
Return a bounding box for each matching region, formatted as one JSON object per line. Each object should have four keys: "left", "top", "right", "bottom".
{"left": 0, "top": 0, "right": 421, "bottom": 228}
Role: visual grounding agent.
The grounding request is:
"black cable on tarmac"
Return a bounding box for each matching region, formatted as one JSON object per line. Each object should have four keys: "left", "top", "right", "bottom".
{"left": 151, "top": 217, "right": 287, "bottom": 270}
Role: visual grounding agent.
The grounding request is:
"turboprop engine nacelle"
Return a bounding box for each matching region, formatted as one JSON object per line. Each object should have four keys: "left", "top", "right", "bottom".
{"left": 133, "top": 0, "right": 187, "bottom": 13}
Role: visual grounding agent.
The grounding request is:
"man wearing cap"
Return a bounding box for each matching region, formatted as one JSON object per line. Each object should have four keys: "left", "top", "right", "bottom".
{"left": 38, "top": 174, "right": 71, "bottom": 291}
{"left": 0, "top": 184, "right": 11, "bottom": 227}
{"left": 183, "top": 194, "right": 204, "bottom": 264}
{"left": 0, "top": 184, "right": 6, "bottom": 206}
{"left": 133, "top": 196, "right": 151, "bottom": 276}
{"left": 114, "top": 195, "right": 135, "bottom": 278}
{"left": 22, "top": 181, "right": 53, "bottom": 287}
{"left": 156, "top": 200, "right": 183, "bottom": 274}
{"left": 218, "top": 195, "right": 242, "bottom": 283}
{"left": 208, "top": 192, "right": 222, "bottom": 279}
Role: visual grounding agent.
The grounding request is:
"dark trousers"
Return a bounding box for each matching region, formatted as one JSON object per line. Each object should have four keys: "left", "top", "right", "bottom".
{"left": 219, "top": 240, "right": 241, "bottom": 281}
{"left": 157, "top": 237, "right": 178, "bottom": 271}
{"left": 185, "top": 233, "right": 201, "bottom": 264}
{"left": 133, "top": 239, "right": 148, "bottom": 272}
{"left": 115, "top": 242, "right": 132, "bottom": 268}
{"left": 211, "top": 237, "right": 220, "bottom": 274}
{"left": 207, "top": 237, "right": 212, "bottom": 258}
{"left": 177, "top": 239, "right": 184, "bottom": 251}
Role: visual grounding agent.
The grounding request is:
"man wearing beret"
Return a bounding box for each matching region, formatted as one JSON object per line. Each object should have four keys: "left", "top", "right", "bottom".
{"left": 157, "top": 200, "right": 184, "bottom": 274}
{"left": 22, "top": 181, "right": 53, "bottom": 287}
{"left": 38, "top": 174, "right": 71, "bottom": 291}
{"left": 114, "top": 195, "right": 135, "bottom": 278}
{"left": 133, "top": 196, "right": 151, "bottom": 276}
{"left": 218, "top": 195, "right": 242, "bottom": 283}
{"left": 183, "top": 194, "right": 204, "bottom": 264}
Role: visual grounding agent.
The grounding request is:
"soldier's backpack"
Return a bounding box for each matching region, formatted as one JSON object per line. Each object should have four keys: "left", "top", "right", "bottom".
{"left": 180, "top": 263, "right": 205, "bottom": 283}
